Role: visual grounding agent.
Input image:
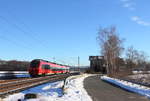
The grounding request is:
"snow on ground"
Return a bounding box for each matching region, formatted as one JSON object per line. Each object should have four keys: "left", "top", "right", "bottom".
{"left": 0, "top": 71, "right": 28, "bottom": 74}
{"left": 101, "top": 76, "right": 150, "bottom": 98}
{"left": 125, "top": 74, "right": 150, "bottom": 84}
{"left": 0, "top": 71, "right": 30, "bottom": 78}
{"left": 132, "top": 71, "right": 150, "bottom": 74}
{"left": 4, "top": 74, "right": 92, "bottom": 101}
{"left": 128, "top": 74, "right": 150, "bottom": 79}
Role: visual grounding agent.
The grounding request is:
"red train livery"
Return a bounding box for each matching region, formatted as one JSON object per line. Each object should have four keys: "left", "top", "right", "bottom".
{"left": 29, "top": 59, "right": 70, "bottom": 77}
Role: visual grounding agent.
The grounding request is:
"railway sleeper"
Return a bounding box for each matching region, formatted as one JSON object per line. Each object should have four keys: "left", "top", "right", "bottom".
{"left": 0, "top": 75, "right": 70, "bottom": 98}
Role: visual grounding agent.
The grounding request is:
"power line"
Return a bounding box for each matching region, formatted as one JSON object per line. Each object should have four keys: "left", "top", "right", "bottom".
{"left": 12, "top": 18, "right": 50, "bottom": 45}
{"left": 0, "top": 16, "right": 36, "bottom": 48}
{"left": 0, "top": 15, "right": 49, "bottom": 50}
{"left": 0, "top": 34, "right": 32, "bottom": 55}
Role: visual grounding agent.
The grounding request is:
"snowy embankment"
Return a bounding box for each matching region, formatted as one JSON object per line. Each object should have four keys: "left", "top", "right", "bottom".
{"left": 101, "top": 76, "right": 150, "bottom": 98}
{"left": 0, "top": 71, "right": 30, "bottom": 78}
{"left": 4, "top": 74, "right": 92, "bottom": 101}
{"left": 0, "top": 71, "right": 28, "bottom": 74}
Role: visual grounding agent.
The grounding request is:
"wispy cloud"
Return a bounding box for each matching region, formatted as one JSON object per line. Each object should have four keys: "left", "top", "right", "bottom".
{"left": 121, "top": 0, "right": 131, "bottom": 2}
{"left": 120, "top": 0, "right": 150, "bottom": 27}
{"left": 131, "top": 16, "right": 150, "bottom": 26}
{"left": 123, "top": 3, "right": 135, "bottom": 10}
{"left": 120, "top": 0, "right": 135, "bottom": 10}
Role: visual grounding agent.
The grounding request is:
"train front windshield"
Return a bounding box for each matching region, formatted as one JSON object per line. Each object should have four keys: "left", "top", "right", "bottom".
{"left": 30, "top": 60, "right": 40, "bottom": 68}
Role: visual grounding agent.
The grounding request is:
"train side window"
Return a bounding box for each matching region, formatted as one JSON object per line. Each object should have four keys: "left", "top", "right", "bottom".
{"left": 42, "top": 64, "right": 50, "bottom": 69}
{"left": 45, "top": 65, "right": 49, "bottom": 69}
{"left": 42, "top": 64, "right": 45, "bottom": 69}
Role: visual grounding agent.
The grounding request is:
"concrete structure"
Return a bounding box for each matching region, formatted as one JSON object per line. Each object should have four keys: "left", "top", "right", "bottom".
{"left": 89, "top": 56, "right": 106, "bottom": 73}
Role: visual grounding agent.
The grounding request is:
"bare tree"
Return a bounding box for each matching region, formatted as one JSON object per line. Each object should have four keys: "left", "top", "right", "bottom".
{"left": 136, "top": 51, "right": 148, "bottom": 68}
{"left": 126, "top": 46, "right": 148, "bottom": 69}
{"left": 126, "top": 46, "right": 138, "bottom": 68}
{"left": 97, "top": 26, "right": 124, "bottom": 76}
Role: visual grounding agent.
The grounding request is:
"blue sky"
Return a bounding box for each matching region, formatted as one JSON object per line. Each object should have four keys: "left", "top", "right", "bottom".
{"left": 0, "top": 0, "right": 150, "bottom": 66}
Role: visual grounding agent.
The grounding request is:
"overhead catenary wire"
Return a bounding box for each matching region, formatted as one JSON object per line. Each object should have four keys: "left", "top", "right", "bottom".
{"left": 2, "top": 10, "right": 50, "bottom": 45}
{"left": 10, "top": 17, "right": 50, "bottom": 47}
{"left": 0, "top": 15, "right": 45, "bottom": 56}
{"left": 0, "top": 15, "right": 50, "bottom": 50}
{"left": 0, "top": 34, "right": 32, "bottom": 55}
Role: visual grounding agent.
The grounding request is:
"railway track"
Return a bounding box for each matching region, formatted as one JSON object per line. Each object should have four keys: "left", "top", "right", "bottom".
{"left": 0, "top": 78, "right": 29, "bottom": 84}
{"left": 0, "top": 74, "right": 72, "bottom": 97}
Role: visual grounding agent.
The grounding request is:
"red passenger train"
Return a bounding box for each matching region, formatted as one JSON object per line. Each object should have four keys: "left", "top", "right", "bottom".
{"left": 29, "top": 59, "right": 70, "bottom": 77}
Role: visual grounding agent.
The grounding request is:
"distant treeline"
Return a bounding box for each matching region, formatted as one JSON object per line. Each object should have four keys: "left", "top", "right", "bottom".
{"left": 70, "top": 66, "right": 89, "bottom": 72}
{"left": 0, "top": 60, "right": 30, "bottom": 71}
{"left": 0, "top": 60, "right": 90, "bottom": 71}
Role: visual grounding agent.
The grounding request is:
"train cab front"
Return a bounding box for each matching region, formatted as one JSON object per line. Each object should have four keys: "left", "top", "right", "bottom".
{"left": 29, "top": 59, "right": 40, "bottom": 77}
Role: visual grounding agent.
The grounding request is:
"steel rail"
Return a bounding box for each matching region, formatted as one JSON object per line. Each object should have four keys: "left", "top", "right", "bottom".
{"left": 0, "top": 74, "right": 70, "bottom": 97}
{"left": 0, "top": 74, "right": 60, "bottom": 85}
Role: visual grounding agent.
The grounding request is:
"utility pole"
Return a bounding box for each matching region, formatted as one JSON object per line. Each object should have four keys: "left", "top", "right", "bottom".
{"left": 53, "top": 57, "right": 55, "bottom": 63}
{"left": 78, "top": 56, "right": 80, "bottom": 72}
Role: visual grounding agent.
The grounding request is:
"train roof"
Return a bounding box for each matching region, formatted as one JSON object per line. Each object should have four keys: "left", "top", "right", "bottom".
{"left": 31, "top": 59, "right": 68, "bottom": 67}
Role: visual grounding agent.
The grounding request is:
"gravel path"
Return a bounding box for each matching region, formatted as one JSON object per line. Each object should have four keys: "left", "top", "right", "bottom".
{"left": 84, "top": 75, "right": 150, "bottom": 101}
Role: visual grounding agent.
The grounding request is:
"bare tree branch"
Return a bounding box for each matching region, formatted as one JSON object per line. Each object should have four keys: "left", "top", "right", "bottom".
{"left": 97, "top": 26, "right": 124, "bottom": 76}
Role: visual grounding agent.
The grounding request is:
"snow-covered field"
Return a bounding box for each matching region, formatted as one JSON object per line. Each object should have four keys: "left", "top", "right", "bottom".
{"left": 0, "top": 71, "right": 30, "bottom": 78}
{"left": 132, "top": 71, "right": 150, "bottom": 74}
{"left": 4, "top": 74, "right": 92, "bottom": 101}
{"left": 0, "top": 71, "right": 28, "bottom": 74}
{"left": 124, "top": 74, "right": 150, "bottom": 85}
{"left": 101, "top": 76, "right": 150, "bottom": 98}
{"left": 127, "top": 74, "right": 150, "bottom": 79}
